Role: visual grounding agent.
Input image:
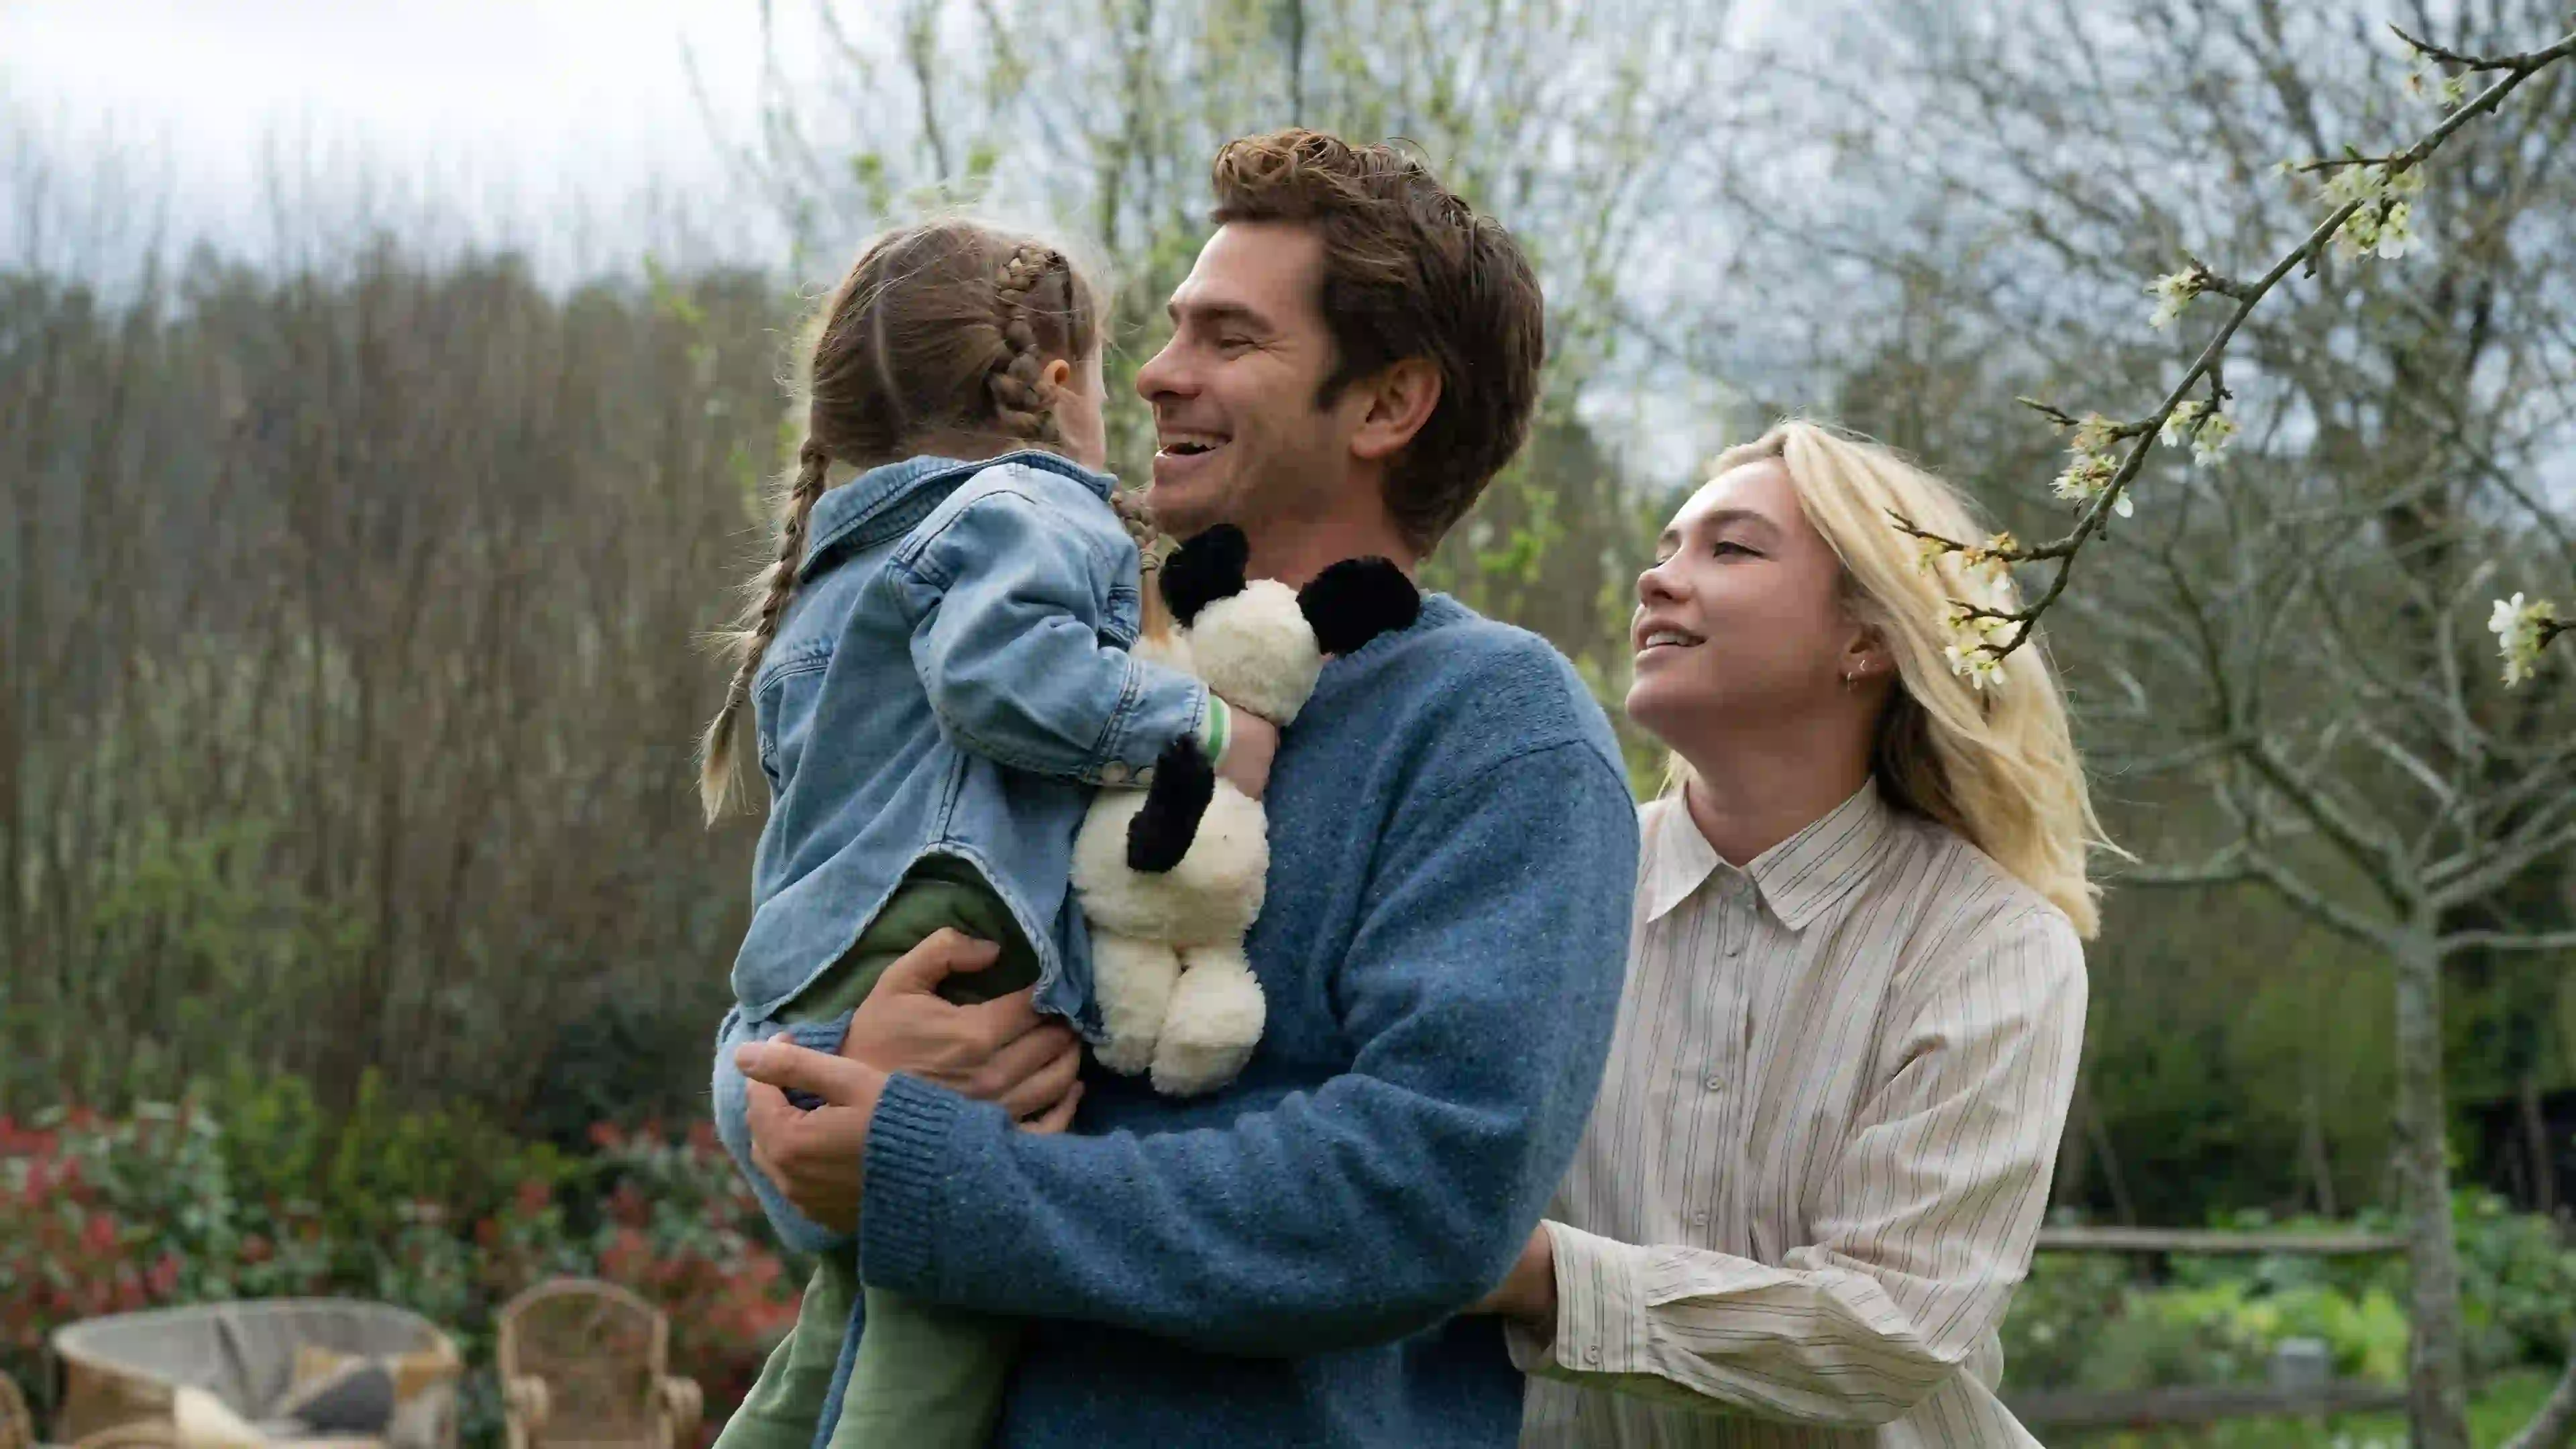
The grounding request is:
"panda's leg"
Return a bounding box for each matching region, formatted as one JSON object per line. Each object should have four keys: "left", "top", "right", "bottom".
{"left": 1149, "top": 941, "right": 1266, "bottom": 1097}
{"left": 1090, "top": 932, "right": 1183, "bottom": 1077}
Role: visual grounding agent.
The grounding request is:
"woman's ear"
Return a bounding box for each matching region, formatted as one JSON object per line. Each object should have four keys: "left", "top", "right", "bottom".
{"left": 1841, "top": 621, "right": 1892, "bottom": 686}
{"left": 1041, "top": 356, "right": 1074, "bottom": 394}
{"left": 1348, "top": 357, "right": 1444, "bottom": 464}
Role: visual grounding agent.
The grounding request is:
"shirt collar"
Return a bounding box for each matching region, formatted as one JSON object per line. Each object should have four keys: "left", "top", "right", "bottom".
{"left": 800, "top": 449, "right": 1117, "bottom": 582}
{"left": 1645, "top": 780, "right": 1897, "bottom": 931}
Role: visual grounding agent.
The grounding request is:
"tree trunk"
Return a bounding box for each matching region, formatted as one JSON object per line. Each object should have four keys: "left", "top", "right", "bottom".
{"left": 2395, "top": 921, "right": 2472, "bottom": 1449}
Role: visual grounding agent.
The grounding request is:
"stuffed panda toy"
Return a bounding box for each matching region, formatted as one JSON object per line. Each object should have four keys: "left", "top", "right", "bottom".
{"left": 1072, "top": 524, "right": 1420, "bottom": 1096}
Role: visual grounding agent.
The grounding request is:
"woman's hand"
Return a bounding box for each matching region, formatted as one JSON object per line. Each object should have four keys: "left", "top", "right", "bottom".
{"left": 1467, "top": 1225, "right": 1559, "bottom": 1328}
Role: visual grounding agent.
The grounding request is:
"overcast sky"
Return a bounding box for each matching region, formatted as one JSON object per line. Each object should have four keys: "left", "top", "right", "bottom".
{"left": 2, "top": 0, "right": 786, "bottom": 270}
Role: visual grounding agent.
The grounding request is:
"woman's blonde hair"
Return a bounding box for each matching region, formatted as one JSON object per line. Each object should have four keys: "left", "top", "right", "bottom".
{"left": 1676, "top": 419, "right": 2109, "bottom": 936}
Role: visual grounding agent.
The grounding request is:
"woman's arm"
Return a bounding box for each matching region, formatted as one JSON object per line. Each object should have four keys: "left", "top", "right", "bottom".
{"left": 1503, "top": 908, "right": 2086, "bottom": 1428}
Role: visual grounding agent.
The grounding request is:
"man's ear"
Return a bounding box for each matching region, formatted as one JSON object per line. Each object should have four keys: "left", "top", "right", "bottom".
{"left": 1347, "top": 357, "right": 1443, "bottom": 464}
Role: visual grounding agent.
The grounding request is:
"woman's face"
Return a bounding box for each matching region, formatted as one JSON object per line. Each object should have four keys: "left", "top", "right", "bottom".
{"left": 1625, "top": 458, "right": 1866, "bottom": 741}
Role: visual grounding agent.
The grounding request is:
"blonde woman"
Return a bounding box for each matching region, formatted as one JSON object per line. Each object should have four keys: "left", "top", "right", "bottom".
{"left": 1477, "top": 421, "right": 2100, "bottom": 1446}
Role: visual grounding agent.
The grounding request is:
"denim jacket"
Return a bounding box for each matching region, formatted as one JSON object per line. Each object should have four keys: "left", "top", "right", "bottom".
{"left": 729, "top": 449, "right": 1210, "bottom": 1028}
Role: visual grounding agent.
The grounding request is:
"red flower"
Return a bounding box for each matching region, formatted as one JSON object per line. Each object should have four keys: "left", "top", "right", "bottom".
{"left": 515, "top": 1179, "right": 551, "bottom": 1216}
{"left": 241, "top": 1234, "right": 273, "bottom": 1265}
{"left": 82, "top": 1213, "right": 117, "bottom": 1254}
{"left": 588, "top": 1122, "right": 623, "bottom": 1150}
{"left": 148, "top": 1254, "right": 180, "bottom": 1297}
{"left": 688, "top": 1120, "right": 717, "bottom": 1153}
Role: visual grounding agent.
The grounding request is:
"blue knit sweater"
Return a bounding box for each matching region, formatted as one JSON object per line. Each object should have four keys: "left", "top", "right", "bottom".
{"left": 854, "top": 594, "right": 1639, "bottom": 1447}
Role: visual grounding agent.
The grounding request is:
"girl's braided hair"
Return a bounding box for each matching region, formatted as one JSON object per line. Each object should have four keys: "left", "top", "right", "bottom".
{"left": 698, "top": 221, "right": 1103, "bottom": 820}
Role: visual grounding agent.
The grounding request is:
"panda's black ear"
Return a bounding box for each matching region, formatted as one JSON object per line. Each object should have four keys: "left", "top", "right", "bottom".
{"left": 1159, "top": 525, "right": 1250, "bottom": 627}
{"left": 1298, "top": 557, "right": 1421, "bottom": 655}
{"left": 1126, "top": 735, "right": 1216, "bottom": 874}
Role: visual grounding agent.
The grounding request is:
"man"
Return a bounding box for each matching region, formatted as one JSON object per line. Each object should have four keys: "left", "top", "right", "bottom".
{"left": 731, "top": 129, "right": 1640, "bottom": 1446}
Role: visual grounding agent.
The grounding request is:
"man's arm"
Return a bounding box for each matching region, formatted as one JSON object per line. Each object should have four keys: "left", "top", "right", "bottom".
{"left": 1503, "top": 908, "right": 2086, "bottom": 1427}
{"left": 856, "top": 733, "right": 1637, "bottom": 1356}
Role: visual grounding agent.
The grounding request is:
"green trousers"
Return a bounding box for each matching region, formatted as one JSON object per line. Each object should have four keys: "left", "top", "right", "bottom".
{"left": 714, "top": 856, "right": 1040, "bottom": 1449}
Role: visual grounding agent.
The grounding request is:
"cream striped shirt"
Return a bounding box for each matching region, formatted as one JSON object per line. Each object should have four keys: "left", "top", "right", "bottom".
{"left": 1513, "top": 783, "right": 2086, "bottom": 1447}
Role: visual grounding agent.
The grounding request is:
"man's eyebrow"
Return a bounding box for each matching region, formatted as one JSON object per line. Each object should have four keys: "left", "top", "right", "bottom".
{"left": 1167, "top": 298, "right": 1271, "bottom": 331}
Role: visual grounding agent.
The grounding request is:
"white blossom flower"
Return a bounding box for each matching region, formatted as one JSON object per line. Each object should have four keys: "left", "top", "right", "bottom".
{"left": 2051, "top": 451, "right": 2131, "bottom": 517}
{"left": 2441, "top": 74, "right": 2470, "bottom": 107}
{"left": 2373, "top": 201, "right": 2414, "bottom": 260}
{"left": 1940, "top": 607, "right": 2012, "bottom": 689}
{"left": 2146, "top": 270, "right": 2203, "bottom": 329}
{"left": 1913, "top": 533, "right": 1957, "bottom": 571}
{"left": 2161, "top": 400, "right": 2208, "bottom": 447}
{"left": 2190, "top": 411, "right": 2238, "bottom": 466}
{"left": 2490, "top": 592, "right": 2561, "bottom": 686}
{"left": 2070, "top": 413, "right": 2117, "bottom": 455}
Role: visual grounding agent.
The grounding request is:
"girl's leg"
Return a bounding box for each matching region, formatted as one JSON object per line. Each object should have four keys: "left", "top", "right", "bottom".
{"left": 820, "top": 1289, "right": 1020, "bottom": 1449}
{"left": 709, "top": 1253, "right": 859, "bottom": 1449}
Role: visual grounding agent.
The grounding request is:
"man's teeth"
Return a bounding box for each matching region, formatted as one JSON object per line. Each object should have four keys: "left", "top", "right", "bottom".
{"left": 1161, "top": 437, "right": 1225, "bottom": 455}
{"left": 1643, "top": 631, "right": 1699, "bottom": 649}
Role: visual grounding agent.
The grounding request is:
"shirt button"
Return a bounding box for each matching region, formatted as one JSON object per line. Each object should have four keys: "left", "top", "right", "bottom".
{"left": 1693, "top": 1210, "right": 1711, "bottom": 1228}
{"left": 1584, "top": 1346, "right": 1601, "bottom": 1365}
{"left": 1705, "top": 1075, "right": 1723, "bottom": 1091}
{"left": 1101, "top": 763, "right": 1130, "bottom": 786}
{"left": 1725, "top": 938, "right": 1743, "bottom": 957}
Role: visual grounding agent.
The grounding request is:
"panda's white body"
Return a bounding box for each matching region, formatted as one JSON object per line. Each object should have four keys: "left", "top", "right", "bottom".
{"left": 1071, "top": 579, "right": 1322, "bottom": 1096}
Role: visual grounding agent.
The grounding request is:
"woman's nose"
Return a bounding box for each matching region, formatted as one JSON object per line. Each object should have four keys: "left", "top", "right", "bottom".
{"left": 1637, "top": 560, "right": 1681, "bottom": 606}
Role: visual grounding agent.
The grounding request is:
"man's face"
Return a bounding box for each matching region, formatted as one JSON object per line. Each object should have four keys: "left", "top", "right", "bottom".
{"left": 1625, "top": 459, "right": 1860, "bottom": 739}
{"left": 1133, "top": 222, "right": 1355, "bottom": 540}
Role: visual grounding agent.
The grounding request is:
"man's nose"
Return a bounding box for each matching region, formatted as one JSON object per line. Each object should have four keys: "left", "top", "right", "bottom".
{"left": 1637, "top": 560, "right": 1682, "bottom": 606}
{"left": 1134, "top": 338, "right": 1191, "bottom": 402}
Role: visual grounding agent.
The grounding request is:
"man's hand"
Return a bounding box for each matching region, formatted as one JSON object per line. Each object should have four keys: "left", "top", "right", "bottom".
{"left": 1467, "top": 1224, "right": 1558, "bottom": 1328}
{"left": 739, "top": 1037, "right": 888, "bottom": 1236}
{"left": 739, "top": 928, "right": 1087, "bottom": 1233}
{"left": 839, "top": 928, "right": 1087, "bottom": 1120}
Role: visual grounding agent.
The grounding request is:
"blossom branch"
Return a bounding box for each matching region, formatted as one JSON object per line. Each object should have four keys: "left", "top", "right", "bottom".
{"left": 1909, "top": 21, "right": 2576, "bottom": 684}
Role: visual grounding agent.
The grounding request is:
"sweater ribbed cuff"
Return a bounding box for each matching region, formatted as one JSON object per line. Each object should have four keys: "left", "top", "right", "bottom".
{"left": 859, "top": 1072, "right": 965, "bottom": 1295}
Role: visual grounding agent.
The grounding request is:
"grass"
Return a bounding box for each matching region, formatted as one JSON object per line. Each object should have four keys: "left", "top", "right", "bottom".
{"left": 2076, "top": 1368, "right": 2559, "bottom": 1446}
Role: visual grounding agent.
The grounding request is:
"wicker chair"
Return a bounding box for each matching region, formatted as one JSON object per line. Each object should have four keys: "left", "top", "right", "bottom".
{"left": 1, "top": 1373, "right": 34, "bottom": 1449}
{"left": 495, "top": 1281, "right": 700, "bottom": 1449}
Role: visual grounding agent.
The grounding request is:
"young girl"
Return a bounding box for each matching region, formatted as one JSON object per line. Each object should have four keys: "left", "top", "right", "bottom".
{"left": 700, "top": 220, "right": 1275, "bottom": 1449}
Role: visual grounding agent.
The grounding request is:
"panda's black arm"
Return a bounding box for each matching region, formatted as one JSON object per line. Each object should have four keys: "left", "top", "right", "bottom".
{"left": 1125, "top": 735, "right": 1216, "bottom": 873}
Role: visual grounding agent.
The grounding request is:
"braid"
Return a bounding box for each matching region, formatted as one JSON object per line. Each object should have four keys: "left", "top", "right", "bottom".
{"left": 987, "top": 243, "right": 1068, "bottom": 445}
{"left": 698, "top": 439, "right": 833, "bottom": 820}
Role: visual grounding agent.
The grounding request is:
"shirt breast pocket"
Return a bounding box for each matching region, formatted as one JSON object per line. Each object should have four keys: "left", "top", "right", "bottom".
{"left": 1102, "top": 582, "right": 1141, "bottom": 649}
{"left": 755, "top": 649, "right": 833, "bottom": 788}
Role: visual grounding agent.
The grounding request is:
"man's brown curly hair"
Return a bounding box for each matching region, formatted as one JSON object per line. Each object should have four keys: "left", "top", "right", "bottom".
{"left": 1209, "top": 129, "right": 1546, "bottom": 554}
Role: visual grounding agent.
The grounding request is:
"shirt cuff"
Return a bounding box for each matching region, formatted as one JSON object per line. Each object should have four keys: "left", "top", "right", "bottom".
{"left": 1526, "top": 1220, "right": 1652, "bottom": 1379}
{"left": 856, "top": 1072, "right": 968, "bottom": 1295}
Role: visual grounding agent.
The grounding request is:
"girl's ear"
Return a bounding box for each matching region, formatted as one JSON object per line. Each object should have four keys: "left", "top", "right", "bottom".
{"left": 1041, "top": 356, "right": 1074, "bottom": 394}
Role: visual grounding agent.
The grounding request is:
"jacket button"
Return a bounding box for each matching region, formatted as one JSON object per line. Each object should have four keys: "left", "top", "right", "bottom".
{"left": 1101, "top": 763, "right": 1130, "bottom": 786}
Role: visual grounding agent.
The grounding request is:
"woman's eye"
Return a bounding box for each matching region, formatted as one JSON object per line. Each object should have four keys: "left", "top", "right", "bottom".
{"left": 1713, "top": 540, "right": 1757, "bottom": 558}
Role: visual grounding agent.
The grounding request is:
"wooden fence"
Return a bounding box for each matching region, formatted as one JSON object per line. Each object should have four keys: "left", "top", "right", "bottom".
{"left": 2006, "top": 1226, "right": 2410, "bottom": 1436}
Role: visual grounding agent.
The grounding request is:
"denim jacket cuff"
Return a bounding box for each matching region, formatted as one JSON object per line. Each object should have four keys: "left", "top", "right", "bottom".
{"left": 1092, "top": 663, "right": 1210, "bottom": 787}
